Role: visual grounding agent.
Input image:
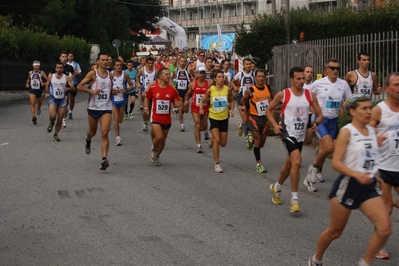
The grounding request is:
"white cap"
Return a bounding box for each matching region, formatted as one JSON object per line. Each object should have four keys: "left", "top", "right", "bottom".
{"left": 198, "top": 66, "right": 206, "bottom": 72}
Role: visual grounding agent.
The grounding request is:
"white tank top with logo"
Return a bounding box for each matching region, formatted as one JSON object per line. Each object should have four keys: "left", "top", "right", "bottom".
{"left": 50, "top": 74, "right": 66, "bottom": 99}
{"left": 87, "top": 70, "right": 112, "bottom": 111}
{"left": 376, "top": 101, "right": 399, "bottom": 171}
{"left": 354, "top": 70, "right": 373, "bottom": 98}
{"left": 111, "top": 72, "right": 126, "bottom": 102}
{"left": 342, "top": 124, "right": 379, "bottom": 178}
{"left": 143, "top": 68, "right": 156, "bottom": 90}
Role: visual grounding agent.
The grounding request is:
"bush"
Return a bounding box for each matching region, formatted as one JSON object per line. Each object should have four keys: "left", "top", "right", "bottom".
{"left": 0, "top": 16, "right": 91, "bottom": 63}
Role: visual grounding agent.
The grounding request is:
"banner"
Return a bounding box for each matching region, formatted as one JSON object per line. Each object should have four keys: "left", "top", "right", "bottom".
{"left": 154, "top": 17, "right": 187, "bottom": 49}
{"left": 201, "top": 33, "right": 235, "bottom": 51}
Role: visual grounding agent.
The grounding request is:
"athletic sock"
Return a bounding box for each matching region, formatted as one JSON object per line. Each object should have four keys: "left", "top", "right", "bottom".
{"left": 253, "top": 147, "right": 260, "bottom": 161}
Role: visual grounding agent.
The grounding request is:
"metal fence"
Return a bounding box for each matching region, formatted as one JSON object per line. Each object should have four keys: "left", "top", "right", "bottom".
{"left": 0, "top": 61, "right": 92, "bottom": 91}
{"left": 269, "top": 31, "right": 399, "bottom": 100}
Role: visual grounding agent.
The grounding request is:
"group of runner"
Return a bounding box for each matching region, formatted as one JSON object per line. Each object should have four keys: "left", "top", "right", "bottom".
{"left": 26, "top": 50, "right": 399, "bottom": 265}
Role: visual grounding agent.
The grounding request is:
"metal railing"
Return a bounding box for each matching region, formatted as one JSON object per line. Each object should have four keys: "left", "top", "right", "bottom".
{"left": 269, "top": 31, "right": 399, "bottom": 101}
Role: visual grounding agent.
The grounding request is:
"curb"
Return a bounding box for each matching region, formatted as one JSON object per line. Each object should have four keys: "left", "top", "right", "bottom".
{"left": 0, "top": 91, "right": 30, "bottom": 104}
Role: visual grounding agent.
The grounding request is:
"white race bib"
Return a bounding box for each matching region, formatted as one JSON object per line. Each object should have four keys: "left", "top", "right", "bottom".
{"left": 255, "top": 100, "right": 269, "bottom": 116}
{"left": 388, "top": 130, "right": 399, "bottom": 156}
{"left": 156, "top": 100, "right": 170, "bottom": 114}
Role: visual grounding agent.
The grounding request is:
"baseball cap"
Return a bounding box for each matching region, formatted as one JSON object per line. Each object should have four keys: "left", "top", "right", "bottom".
{"left": 198, "top": 66, "right": 206, "bottom": 72}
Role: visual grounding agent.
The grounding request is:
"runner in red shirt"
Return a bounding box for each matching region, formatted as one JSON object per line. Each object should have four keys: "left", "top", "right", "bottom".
{"left": 184, "top": 66, "right": 211, "bottom": 153}
{"left": 144, "top": 67, "right": 181, "bottom": 166}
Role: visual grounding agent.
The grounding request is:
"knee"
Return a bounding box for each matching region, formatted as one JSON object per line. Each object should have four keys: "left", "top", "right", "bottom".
{"left": 376, "top": 221, "right": 392, "bottom": 240}
{"left": 101, "top": 130, "right": 108, "bottom": 138}
{"left": 291, "top": 158, "right": 302, "bottom": 169}
{"left": 320, "top": 142, "right": 334, "bottom": 154}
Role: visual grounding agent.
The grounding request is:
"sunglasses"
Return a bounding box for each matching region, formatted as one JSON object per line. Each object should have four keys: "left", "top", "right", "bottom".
{"left": 328, "top": 66, "right": 340, "bottom": 71}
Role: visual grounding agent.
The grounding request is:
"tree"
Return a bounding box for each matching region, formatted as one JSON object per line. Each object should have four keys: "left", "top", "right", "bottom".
{"left": 234, "top": 14, "right": 287, "bottom": 67}
{"left": 0, "top": 0, "right": 165, "bottom": 47}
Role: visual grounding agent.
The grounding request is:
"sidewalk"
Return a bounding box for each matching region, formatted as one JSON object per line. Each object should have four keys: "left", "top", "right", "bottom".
{"left": 0, "top": 90, "right": 30, "bottom": 104}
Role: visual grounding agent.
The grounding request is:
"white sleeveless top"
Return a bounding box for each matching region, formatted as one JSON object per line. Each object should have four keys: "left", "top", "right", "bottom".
{"left": 376, "top": 101, "right": 399, "bottom": 171}
{"left": 111, "top": 71, "right": 126, "bottom": 102}
{"left": 342, "top": 124, "right": 379, "bottom": 177}
{"left": 50, "top": 74, "right": 66, "bottom": 99}
{"left": 354, "top": 70, "right": 373, "bottom": 98}
{"left": 87, "top": 70, "right": 112, "bottom": 111}
{"left": 280, "top": 88, "right": 312, "bottom": 142}
{"left": 143, "top": 68, "right": 156, "bottom": 90}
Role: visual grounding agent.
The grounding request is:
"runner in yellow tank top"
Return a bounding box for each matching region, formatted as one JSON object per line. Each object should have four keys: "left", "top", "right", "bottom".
{"left": 199, "top": 70, "right": 234, "bottom": 173}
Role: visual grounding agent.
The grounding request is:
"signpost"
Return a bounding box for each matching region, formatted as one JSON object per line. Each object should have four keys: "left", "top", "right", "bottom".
{"left": 112, "top": 39, "right": 121, "bottom": 57}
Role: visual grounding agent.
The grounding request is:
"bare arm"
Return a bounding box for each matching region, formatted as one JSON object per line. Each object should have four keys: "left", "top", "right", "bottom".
{"left": 77, "top": 70, "right": 98, "bottom": 95}
{"left": 266, "top": 91, "right": 284, "bottom": 135}
{"left": 372, "top": 72, "right": 382, "bottom": 95}
{"left": 125, "top": 73, "right": 133, "bottom": 92}
{"left": 25, "top": 71, "right": 31, "bottom": 89}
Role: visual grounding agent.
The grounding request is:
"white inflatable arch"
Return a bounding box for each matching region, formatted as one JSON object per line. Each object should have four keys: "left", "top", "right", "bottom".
{"left": 154, "top": 17, "right": 187, "bottom": 49}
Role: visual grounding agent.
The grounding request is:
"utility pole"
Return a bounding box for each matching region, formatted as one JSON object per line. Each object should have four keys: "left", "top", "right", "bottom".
{"left": 281, "top": 0, "right": 290, "bottom": 43}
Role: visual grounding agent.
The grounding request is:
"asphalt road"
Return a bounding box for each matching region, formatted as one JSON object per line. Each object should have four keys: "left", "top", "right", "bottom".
{"left": 0, "top": 93, "right": 398, "bottom": 266}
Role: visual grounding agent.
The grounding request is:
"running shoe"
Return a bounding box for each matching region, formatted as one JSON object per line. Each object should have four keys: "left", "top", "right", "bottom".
{"left": 154, "top": 157, "right": 162, "bottom": 166}
{"left": 62, "top": 119, "right": 67, "bottom": 128}
{"left": 214, "top": 163, "right": 223, "bottom": 173}
{"left": 246, "top": 134, "right": 253, "bottom": 150}
{"left": 180, "top": 124, "right": 185, "bottom": 132}
{"left": 316, "top": 169, "right": 324, "bottom": 182}
{"left": 308, "top": 257, "right": 323, "bottom": 266}
{"left": 32, "top": 116, "right": 37, "bottom": 125}
{"left": 196, "top": 145, "right": 203, "bottom": 153}
{"left": 129, "top": 113, "right": 134, "bottom": 119}
{"left": 100, "top": 158, "right": 109, "bottom": 171}
{"left": 303, "top": 176, "right": 317, "bottom": 192}
{"left": 172, "top": 108, "right": 178, "bottom": 117}
{"left": 53, "top": 134, "right": 60, "bottom": 142}
{"left": 208, "top": 134, "right": 213, "bottom": 148}
{"left": 37, "top": 108, "right": 41, "bottom": 115}
{"left": 149, "top": 151, "right": 156, "bottom": 163}
{"left": 85, "top": 138, "right": 91, "bottom": 154}
{"left": 237, "top": 121, "right": 243, "bottom": 137}
{"left": 375, "top": 249, "right": 390, "bottom": 259}
{"left": 68, "top": 112, "right": 73, "bottom": 119}
{"left": 269, "top": 183, "right": 281, "bottom": 205}
{"left": 204, "top": 131, "right": 209, "bottom": 140}
{"left": 47, "top": 123, "right": 54, "bottom": 133}
{"left": 116, "top": 136, "right": 121, "bottom": 146}
{"left": 256, "top": 163, "right": 267, "bottom": 173}
{"left": 290, "top": 199, "right": 300, "bottom": 212}
{"left": 140, "top": 105, "right": 143, "bottom": 110}
{"left": 124, "top": 114, "right": 128, "bottom": 120}
{"left": 306, "top": 164, "right": 318, "bottom": 183}
{"left": 142, "top": 124, "right": 148, "bottom": 132}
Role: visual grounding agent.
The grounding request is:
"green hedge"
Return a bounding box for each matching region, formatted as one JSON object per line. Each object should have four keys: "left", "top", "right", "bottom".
{"left": 0, "top": 16, "right": 91, "bottom": 63}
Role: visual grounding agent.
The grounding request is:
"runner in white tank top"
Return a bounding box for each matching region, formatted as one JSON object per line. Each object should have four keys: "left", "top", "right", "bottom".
{"left": 309, "top": 93, "right": 389, "bottom": 266}
{"left": 44, "top": 62, "right": 75, "bottom": 142}
{"left": 266, "top": 67, "right": 323, "bottom": 212}
{"left": 369, "top": 72, "right": 399, "bottom": 259}
{"left": 77, "top": 52, "right": 113, "bottom": 171}
{"left": 345, "top": 52, "right": 382, "bottom": 97}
